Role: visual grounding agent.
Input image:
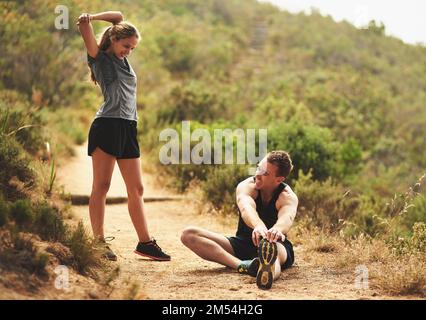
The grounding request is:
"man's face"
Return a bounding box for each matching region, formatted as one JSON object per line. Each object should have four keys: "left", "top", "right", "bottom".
{"left": 254, "top": 157, "right": 283, "bottom": 190}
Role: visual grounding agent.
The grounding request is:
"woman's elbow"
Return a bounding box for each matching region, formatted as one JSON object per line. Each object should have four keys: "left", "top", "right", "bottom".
{"left": 116, "top": 11, "right": 124, "bottom": 22}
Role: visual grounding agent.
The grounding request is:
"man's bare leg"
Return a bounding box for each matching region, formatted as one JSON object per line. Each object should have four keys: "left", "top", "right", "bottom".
{"left": 273, "top": 242, "right": 288, "bottom": 280}
{"left": 181, "top": 226, "right": 240, "bottom": 268}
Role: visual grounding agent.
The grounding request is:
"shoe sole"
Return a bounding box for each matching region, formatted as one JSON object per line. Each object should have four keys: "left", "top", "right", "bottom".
{"left": 256, "top": 239, "right": 277, "bottom": 290}
{"left": 104, "top": 255, "right": 117, "bottom": 261}
{"left": 134, "top": 250, "right": 171, "bottom": 261}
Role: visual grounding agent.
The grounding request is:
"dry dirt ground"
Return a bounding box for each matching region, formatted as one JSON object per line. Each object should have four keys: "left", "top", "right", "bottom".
{"left": 51, "top": 143, "right": 408, "bottom": 300}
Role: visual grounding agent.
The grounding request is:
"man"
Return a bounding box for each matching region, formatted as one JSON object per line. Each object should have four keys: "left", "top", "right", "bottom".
{"left": 181, "top": 151, "right": 298, "bottom": 289}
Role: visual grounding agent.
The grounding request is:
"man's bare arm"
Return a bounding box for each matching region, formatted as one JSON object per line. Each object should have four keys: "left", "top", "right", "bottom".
{"left": 236, "top": 177, "right": 267, "bottom": 246}
{"left": 272, "top": 188, "right": 298, "bottom": 236}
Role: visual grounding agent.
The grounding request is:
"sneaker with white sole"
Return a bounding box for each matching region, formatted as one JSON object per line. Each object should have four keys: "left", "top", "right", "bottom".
{"left": 256, "top": 239, "right": 277, "bottom": 290}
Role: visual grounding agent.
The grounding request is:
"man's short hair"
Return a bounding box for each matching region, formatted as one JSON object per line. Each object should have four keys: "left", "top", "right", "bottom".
{"left": 267, "top": 151, "right": 293, "bottom": 178}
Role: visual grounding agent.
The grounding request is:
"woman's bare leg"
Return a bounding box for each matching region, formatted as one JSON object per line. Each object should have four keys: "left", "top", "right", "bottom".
{"left": 89, "top": 148, "right": 116, "bottom": 240}
{"left": 117, "top": 157, "right": 150, "bottom": 242}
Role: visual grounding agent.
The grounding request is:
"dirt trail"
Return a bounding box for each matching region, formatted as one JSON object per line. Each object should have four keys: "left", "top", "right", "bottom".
{"left": 57, "top": 143, "right": 391, "bottom": 300}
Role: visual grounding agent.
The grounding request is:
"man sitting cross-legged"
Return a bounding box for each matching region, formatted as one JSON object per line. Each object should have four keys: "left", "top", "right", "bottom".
{"left": 180, "top": 151, "right": 298, "bottom": 289}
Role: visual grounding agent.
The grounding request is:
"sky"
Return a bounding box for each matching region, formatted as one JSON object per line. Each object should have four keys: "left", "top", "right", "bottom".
{"left": 259, "top": 0, "right": 426, "bottom": 45}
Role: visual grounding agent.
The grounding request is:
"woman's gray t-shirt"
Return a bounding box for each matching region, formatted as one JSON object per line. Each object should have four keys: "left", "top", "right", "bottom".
{"left": 88, "top": 51, "right": 138, "bottom": 121}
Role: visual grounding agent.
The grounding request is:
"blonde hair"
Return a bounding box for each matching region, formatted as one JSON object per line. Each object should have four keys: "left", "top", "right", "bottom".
{"left": 90, "top": 21, "right": 140, "bottom": 84}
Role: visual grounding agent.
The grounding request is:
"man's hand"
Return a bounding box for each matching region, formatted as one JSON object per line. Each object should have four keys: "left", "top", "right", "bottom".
{"left": 266, "top": 227, "right": 285, "bottom": 243}
{"left": 252, "top": 224, "right": 268, "bottom": 247}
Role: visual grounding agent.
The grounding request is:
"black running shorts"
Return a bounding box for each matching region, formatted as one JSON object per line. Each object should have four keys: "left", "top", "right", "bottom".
{"left": 226, "top": 236, "right": 294, "bottom": 270}
{"left": 88, "top": 117, "right": 140, "bottom": 159}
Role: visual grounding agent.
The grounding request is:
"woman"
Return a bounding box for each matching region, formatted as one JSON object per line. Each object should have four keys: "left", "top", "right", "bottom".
{"left": 77, "top": 11, "right": 170, "bottom": 261}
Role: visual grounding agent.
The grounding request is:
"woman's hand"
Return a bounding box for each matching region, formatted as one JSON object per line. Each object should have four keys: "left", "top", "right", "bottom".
{"left": 76, "top": 13, "right": 91, "bottom": 26}
{"left": 85, "top": 11, "right": 123, "bottom": 25}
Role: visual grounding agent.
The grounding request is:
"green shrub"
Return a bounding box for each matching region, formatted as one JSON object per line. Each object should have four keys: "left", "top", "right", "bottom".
{"left": 162, "top": 163, "right": 210, "bottom": 192}
{"left": 345, "top": 204, "right": 389, "bottom": 238}
{"left": 267, "top": 122, "right": 338, "bottom": 183}
{"left": 0, "top": 135, "right": 35, "bottom": 200}
{"left": 157, "top": 31, "right": 196, "bottom": 73}
{"left": 335, "top": 138, "right": 363, "bottom": 181}
{"left": 10, "top": 199, "right": 35, "bottom": 229}
{"left": 66, "top": 221, "right": 101, "bottom": 276}
{"left": 202, "top": 164, "right": 249, "bottom": 212}
{"left": 33, "top": 203, "right": 67, "bottom": 242}
{"left": 0, "top": 90, "right": 46, "bottom": 155}
{"left": 0, "top": 232, "right": 48, "bottom": 278}
{"left": 294, "top": 170, "right": 361, "bottom": 232}
{"left": 0, "top": 195, "right": 10, "bottom": 227}
{"left": 388, "top": 222, "right": 426, "bottom": 256}
{"left": 395, "top": 196, "right": 426, "bottom": 234}
{"left": 158, "top": 81, "right": 226, "bottom": 123}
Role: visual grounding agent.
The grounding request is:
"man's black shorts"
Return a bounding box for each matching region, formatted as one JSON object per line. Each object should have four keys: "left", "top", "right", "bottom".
{"left": 226, "top": 236, "right": 294, "bottom": 270}
{"left": 88, "top": 117, "right": 140, "bottom": 159}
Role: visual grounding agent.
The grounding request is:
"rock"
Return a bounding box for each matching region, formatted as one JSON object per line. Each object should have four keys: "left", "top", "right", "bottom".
{"left": 88, "top": 291, "right": 100, "bottom": 299}
{"left": 46, "top": 242, "right": 73, "bottom": 265}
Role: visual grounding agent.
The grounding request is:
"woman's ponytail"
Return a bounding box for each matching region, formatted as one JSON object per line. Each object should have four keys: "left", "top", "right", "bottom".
{"left": 99, "top": 26, "right": 113, "bottom": 51}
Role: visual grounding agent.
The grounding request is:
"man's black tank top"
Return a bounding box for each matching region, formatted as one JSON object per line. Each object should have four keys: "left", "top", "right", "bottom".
{"left": 236, "top": 178, "right": 288, "bottom": 239}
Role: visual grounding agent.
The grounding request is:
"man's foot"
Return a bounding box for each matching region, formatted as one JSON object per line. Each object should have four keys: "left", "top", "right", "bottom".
{"left": 134, "top": 238, "right": 171, "bottom": 261}
{"left": 256, "top": 239, "right": 277, "bottom": 290}
{"left": 237, "top": 258, "right": 260, "bottom": 277}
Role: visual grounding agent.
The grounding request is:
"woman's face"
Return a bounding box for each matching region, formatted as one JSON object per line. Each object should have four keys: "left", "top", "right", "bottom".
{"left": 111, "top": 35, "right": 139, "bottom": 60}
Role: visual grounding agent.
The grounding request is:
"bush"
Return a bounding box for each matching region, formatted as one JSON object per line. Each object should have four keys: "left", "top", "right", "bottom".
{"left": 157, "top": 31, "right": 196, "bottom": 73}
{"left": 33, "top": 203, "right": 67, "bottom": 242}
{"left": 65, "top": 221, "right": 101, "bottom": 276}
{"left": 373, "top": 252, "right": 426, "bottom": 297}
{"left": 201, "top": 164, "right": 249, "bottom": 212}
{"left": 0, "top": 135, "right": 35, "bottom": 200}
{"left": 335, "top": 138, "right": 363, "bottom": 181}
{"left": 0, "top": 90, "right": 46, "bottom": 155}
{"left": 158, "top": 81, "right": 226, "bottom": 123}
{"left": 398, "top": 193, "right": 426, "bottom": 233}
{"left": 0, "top": 231, "right": 48, "bottom": 278}
{"left": 10, "top": 199, "right": 35, "bottom": 229}
{"left": 344, "top": 204, "right": 389, "bottom": 238}
{"left": 388, "top": 222, "right": 426, "bottom": 256}
{"left": 294, "top": 170, "right": 361, "bottom": 232}
{"left": 162, "top": 163, "right": 210, "bottom": 192}
{"left": 267, "top": 122, "right": 338, "bottom": 183}
{"left": 0, "top": 196, "right": 10, "bottom": 227}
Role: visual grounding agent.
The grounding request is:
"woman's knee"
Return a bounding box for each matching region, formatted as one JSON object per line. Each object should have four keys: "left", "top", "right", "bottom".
{"left": 127, "top": 183, "right": 144, "bottom": 198}
{"left": 92, "top": 180, "right": 111, "bottom": 195}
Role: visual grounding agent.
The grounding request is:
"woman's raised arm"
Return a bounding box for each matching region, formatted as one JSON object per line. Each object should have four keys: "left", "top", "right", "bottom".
{"left": 77, "top": 11, "right": 124, "bottom": 58}
{"left": 90, "top": 11, "right": 123, "bottom": 24}
{"left": 77, "top": 13, "right": 98, "bottom": 58}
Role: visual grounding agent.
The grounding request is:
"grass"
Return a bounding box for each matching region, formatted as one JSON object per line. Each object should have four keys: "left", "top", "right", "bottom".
{"left": 294, "top": 221, "right": 426, "bottom": 297}
{"left": 0, "top": 230, "right": 49, "bottom": 280}
{"left": 65, "top": 221, "right": 103, "bottom": 277}
{"left": 371, "top": 253, "right": 426, "bottom": 297}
